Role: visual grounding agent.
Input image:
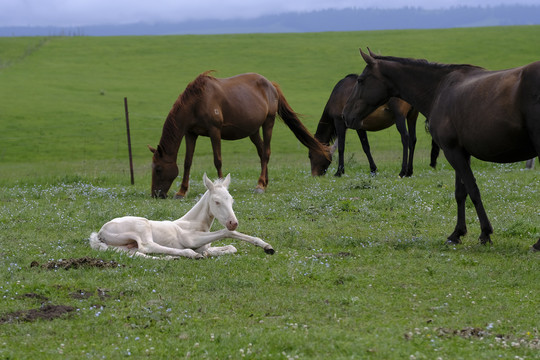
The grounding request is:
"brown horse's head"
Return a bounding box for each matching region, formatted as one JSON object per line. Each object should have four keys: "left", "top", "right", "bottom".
{"left": 309, "top": 141, "right": 336, "bottom": 176}
{"left": 343, "top": 48, "right": 394, "bottom": 129}
{"left": 149, "top": 145, "right": 178, "bottom": 198}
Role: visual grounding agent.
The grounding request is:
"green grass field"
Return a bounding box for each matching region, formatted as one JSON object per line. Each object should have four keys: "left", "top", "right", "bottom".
{"left": 0, "top": 26, "right": 539, "bottom": 359}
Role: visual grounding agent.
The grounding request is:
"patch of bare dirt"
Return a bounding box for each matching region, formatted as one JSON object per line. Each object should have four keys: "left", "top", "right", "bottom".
{"left": 30, "top": 257, "right": 124, "bottom": 270}
{"left": 16, "top": 293, "right": 49, "bottom": 302}
{"left": 0, "top": 304, "right": 74, "bottom": 323}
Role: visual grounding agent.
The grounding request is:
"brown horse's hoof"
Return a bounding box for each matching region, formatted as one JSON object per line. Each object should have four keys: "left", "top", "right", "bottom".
{"left": 254, "top": 187, "right": 265, "bottom": 194}
{"left": 264, "top": 245, "right": 275, "bottom": 255}
{"left": 173, "top": 194, "right": 185, "bottom": 200}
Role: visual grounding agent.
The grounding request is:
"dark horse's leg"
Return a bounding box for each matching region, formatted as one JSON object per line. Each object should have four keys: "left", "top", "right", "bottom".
{"left": 444, "top": 150, "right": 493, "bottom": 245}
{"left": 390, "top": 104, "right": 411, "bottom": 178}
{"left": 404, "top": 108, "right": 418, "bottom": 177}
{"left": 334, "top": 117, "right": 347, "bottom": 177}
{"left": 356, "top": 129, "right": 377, "bottom": 175}
{"left": 430, "top": 139, "right": 441, "bottom": 168}
{"left": 175, "top": 133, "right": 198, "bottom": 199}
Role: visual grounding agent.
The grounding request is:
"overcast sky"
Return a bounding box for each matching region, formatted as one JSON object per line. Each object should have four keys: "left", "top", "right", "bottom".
{"left": 2, "top": 0, "right": 539, "bottom": 27}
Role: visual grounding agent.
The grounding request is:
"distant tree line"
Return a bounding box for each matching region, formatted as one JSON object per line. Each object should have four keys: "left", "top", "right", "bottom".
{"left": 1, "top": 5, "right": 539, "bottom": 37}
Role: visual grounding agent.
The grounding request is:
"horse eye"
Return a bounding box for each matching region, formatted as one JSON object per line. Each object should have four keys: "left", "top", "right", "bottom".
{"left": 215, "top": 201, "right": 221, "bottom": 206}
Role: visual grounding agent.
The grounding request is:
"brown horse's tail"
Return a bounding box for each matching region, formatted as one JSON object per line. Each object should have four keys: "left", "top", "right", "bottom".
{"left": 273, "top": 82, "right": 330, "bottom": 160}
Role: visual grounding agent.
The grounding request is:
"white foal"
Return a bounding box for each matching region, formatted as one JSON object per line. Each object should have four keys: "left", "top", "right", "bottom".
{"left": 89, "top": 174, "right": 274, "bottom": 259}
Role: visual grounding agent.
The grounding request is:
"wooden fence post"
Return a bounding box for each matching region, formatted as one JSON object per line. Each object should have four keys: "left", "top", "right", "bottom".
{"left": 124, "top": 97, "right": 135, "bottom": 185}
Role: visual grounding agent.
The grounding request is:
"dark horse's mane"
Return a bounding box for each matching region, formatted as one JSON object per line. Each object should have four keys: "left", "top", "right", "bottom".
{"left": 159, "top": 71, "right": 216, "bottom": 149}
{"left": 372, "top": 54, "right": 483, "bottom": 71}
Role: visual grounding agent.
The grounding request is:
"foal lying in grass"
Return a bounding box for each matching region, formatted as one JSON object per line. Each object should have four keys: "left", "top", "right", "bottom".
{"left": 89, "top": 174, "right": 274, "bottom": 259}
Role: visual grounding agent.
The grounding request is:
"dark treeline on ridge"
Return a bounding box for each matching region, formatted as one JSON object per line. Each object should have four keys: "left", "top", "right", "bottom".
{"left": 1, "top": 5, "right": 539, "bottom": 37}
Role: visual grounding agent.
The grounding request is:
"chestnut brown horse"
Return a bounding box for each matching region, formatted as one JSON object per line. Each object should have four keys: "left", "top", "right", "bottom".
{"left": 149, "top": 71, "right": 329, "bottom": 198}
{"left": 309, "top": 74, "right": 434, "bottom": 177}
{"left": 343, "top": 49, "right": 540, "bottom": 250}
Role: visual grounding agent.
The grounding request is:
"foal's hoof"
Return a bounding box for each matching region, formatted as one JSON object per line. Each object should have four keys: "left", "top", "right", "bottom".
{"left": 173, "top": 194, "right": 185, "bottom": 200}
{"left": 193, "top": 252, "right": 206, "bottom": 260}
{"left": 264, "top": 245, "right": 275, "bottom": 255}
{"left": 254, "top": 187, "right": 265, "bottom": 194}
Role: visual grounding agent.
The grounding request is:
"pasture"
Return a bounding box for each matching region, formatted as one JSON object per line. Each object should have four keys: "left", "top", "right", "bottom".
{"left": 1, "top": 26, "right": 539, "bottom": 358}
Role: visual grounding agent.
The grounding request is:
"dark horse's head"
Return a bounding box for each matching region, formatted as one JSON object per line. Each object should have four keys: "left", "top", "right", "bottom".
{"left": 343, "top": 48, "right": 395, "bottom": 129}
{"left": 149, "top": 145, "right": 178, "bottom": 198}
{"left": 309, "top": 141, "right": 337, "bottom": 176}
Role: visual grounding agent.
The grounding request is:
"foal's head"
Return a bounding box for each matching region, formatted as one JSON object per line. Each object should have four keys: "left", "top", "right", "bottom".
{"left": 149, "top": 145, "right": 179, "bottom": 198}
{"left": 204, "top": 173, "right": 238, "bottom": 231}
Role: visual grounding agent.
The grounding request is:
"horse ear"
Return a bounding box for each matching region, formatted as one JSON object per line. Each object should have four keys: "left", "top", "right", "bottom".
{"left": 148, "top": 145, "right": 157, "bottom": 154}
{"left": 360, "top": 48, "right": 375, "bottom": 66}
{"left": 203, "top": 173, "right": 214, "bottom": 191}
{"left": 367, "top": 47, "right": 377, "bottom": 57}
{"left": 222, "top": 173, "right": 231, "bottom": 189}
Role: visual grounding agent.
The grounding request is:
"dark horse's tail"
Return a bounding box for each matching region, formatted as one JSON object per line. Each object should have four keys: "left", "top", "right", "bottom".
{"left": 273, "top": 82, "right": 330, "bottom": 160}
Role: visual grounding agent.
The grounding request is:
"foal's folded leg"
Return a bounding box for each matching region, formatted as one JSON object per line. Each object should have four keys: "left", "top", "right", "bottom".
{"left": 205, "top": 245, "right": 238, "bottom": 256}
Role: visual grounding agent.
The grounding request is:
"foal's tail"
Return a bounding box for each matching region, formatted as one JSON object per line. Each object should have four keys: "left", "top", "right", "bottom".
{"left": 89, "top": 232, "right": 108, "bottom": 251}
{"left": 273, "top": 82, "right": 330, "bottom": 160}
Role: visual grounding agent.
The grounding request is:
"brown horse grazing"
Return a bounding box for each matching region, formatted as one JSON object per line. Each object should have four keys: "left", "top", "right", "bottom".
{"left": 149, "top": 71, "right": 329, "bottom": 199}
{"left": 343, "top": 49, "right": 540, "bottom": 250}
{"left": 309, "top": 74, "right": 425, "bottom": 177}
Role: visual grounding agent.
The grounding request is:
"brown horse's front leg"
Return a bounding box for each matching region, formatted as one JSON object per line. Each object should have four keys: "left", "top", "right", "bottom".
{"left": 209, "top": 129, "right": 223, "bottom": 179}
{"left": 176, "top": 133, "right": 198, "bottom": 199}
{"left": 249, "top": 132, "right": 267, "bottom": 192}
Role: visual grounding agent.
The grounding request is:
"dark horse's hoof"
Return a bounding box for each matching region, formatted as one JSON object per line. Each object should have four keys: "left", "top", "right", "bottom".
{"left": 531, "top": 240, "right": 540, "bottom": 252}
{"left": 445, "top": 238, "right": 461, "bottom": 245}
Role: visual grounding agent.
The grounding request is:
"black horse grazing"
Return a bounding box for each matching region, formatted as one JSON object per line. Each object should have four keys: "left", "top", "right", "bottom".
{"left": 343, "top": 49, "right": 540, "bottom": 250}
{"left": 309, "top": 74, "right": 425, "bottom": 177}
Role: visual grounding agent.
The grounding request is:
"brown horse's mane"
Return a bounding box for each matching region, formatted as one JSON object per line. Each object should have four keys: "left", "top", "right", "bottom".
{"left": 373, "top": 54, "right": 483, "bottom": 71}
{"left": 171, "top": 70, "right": 216, "bottom": 114}
{"left": 159, "top": 71, "right": 216, "bottom": 151}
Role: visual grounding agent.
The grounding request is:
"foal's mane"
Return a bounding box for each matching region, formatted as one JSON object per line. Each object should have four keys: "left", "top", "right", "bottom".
{"left": 159, "top": 71, "right": 216, "bottom": 150}
{"left": 373, "top": 54, "right": 483, "bottom": 71}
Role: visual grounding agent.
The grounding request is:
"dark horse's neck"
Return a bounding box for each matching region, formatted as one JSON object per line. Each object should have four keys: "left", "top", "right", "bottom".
{"left": 375, "top": 55, "right": 481, "bottom": 118}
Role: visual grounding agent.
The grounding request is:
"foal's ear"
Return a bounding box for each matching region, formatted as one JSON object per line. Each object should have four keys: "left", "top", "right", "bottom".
{"left": 222, "top": 173, "right": 231, "bottom": 189}
{"left": 148, "top": 145, "right": 156, "bottom": 154}
{"left": 360, "top": 48, "right": 375, "bottom": 66}
{"left": 203, "top": 173, "right": 214, "bottom": 191}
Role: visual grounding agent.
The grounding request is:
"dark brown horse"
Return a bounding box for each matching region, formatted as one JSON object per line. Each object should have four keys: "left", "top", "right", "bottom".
{"left": 309, "top": 74, "right": 432, "bottom": 177}
{"left": 343, "top": 49, "right": 540, "bottom": 250}
{"left": 149, "top": 71, "right": 329, "bottom": 198}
